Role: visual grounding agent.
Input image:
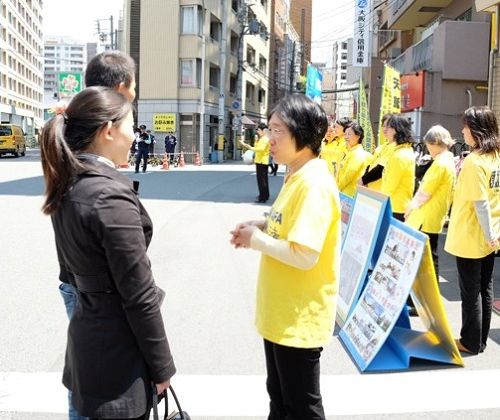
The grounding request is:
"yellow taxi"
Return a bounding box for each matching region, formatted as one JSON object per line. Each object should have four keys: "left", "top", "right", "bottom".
{"left": 0, "top": 124, "right": 26, "bottom": 157}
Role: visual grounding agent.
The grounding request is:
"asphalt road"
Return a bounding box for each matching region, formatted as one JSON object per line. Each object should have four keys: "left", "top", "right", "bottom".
{"left": 0, "top": 149, "right": 499, "bottom": 419}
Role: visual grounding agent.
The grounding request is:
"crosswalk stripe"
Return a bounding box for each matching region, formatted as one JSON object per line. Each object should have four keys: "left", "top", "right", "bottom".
{"left": 0, "top": 370, "right": 499, "bottom": 416}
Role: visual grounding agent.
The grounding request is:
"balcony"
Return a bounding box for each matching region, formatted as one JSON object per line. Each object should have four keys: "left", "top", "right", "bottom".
{"left": 390, "top": 20, "right": 490, "bottom": 81}
{"left": 388, "top": 0, "right": 454, "bottom": 30}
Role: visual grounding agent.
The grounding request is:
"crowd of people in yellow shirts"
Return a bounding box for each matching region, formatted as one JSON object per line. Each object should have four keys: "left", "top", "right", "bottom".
{"left": 320, "top": 109, "right": 500, "bottom": 355}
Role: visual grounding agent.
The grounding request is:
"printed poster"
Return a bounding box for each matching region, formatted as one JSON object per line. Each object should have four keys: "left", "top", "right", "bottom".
{"left": 340, "top": 221, "right": 426, "bottom": 371}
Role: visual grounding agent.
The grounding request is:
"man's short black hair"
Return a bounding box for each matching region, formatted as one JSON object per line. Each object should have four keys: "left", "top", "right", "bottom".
{"left": 268, "top": 94, "right": 328, "bottom": 156}
{"left": 85, "top": 51, "right": 135, "bottom": 89}
{"left": 139, "top": 124, "right": 146, "bottom": 130}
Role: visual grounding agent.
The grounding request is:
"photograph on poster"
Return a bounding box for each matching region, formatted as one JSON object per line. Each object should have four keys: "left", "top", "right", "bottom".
{"left": 340, "top": 194, "right": 354, "bottom": 243}
{"left": 341, "top": 224, "right": 425, "bottom": 367}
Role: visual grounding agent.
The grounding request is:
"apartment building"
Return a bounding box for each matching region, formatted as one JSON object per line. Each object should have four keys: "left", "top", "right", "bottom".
{"left": 120, "top": 0, "right": 271, "bottom": 162}
{"left": 43, "top": 37, "right": 87, "bottom": 111}
{"left": 289, "top": 0, "right": 312, "bottom": 76}
{"left": 268, "top": 0, "right": 301, "bottom": 109}
{"left": 0, "top": 0, "right": 44, "bottom": 138}
{"left": 377, "top": 0, "right": 491, "bottom": 140}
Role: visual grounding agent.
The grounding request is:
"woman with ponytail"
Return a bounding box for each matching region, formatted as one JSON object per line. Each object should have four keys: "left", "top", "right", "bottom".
{"left": 41, "top": 86, "right": 176, "bottom": 419}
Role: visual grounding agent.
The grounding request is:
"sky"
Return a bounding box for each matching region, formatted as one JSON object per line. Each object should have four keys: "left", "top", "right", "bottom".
{"left": 43, "top": 0, "right": 354, "bottom": 63}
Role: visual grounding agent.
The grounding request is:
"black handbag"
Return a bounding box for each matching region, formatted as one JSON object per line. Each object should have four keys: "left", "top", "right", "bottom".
{"left": 152, "top": 386, "right": 191, "bottom": 420}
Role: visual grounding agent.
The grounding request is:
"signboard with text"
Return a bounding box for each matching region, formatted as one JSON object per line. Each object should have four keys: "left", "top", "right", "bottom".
{"left": 353, "top": 0, "right": 372, "bottom": 67}
{"left": 153, "top": 113, "right": 176, "bottom": 132}
{"left": 58, "top": 72, "right": 82, "bottom": 98}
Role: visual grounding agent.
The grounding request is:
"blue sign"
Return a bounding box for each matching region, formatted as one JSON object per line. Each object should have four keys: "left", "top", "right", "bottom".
{"left": 305, "top": 64, "right": 323, "bottom": 104}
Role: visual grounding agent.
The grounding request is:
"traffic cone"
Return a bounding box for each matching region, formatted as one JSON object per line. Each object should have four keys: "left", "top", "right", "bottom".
{"left": 161, "top": 153, "right": 170, "bottom": 170}
{"left": 118, "top": 162, "right": 129, "bottom": 168}
{"left": 179, "top": 151, "right": 185, "bottom": 168}
{"left": 194, "top": 152, "right": 201, "bottom": 166}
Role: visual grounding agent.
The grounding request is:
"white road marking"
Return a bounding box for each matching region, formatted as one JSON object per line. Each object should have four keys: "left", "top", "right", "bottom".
{"left": 0, "top": 370, "right": 499, "bottom": 416}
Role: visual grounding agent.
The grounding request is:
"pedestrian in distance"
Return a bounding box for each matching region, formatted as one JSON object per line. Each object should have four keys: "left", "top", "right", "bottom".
{"left": 164, "top": 132, "right": 177, "bottom": 164}
{"left": 135, "top": 124, "right": 151, "bottom": 173}
{"left": 147, "top": 130, "right": 156, "bottom": 155}
{"left": 405, "top": 125, "right": 456, "bottom": 280}
{"left": 40, "top": 86, "right": 176, "bottom": 419}
{"left": 240, "top": 122, "right": 271, "bottom": 203}
{"left": 445, "top": 106, "right": 500, "bottom": 355}
{"left": 230, "top": 94, "right": 341, "bottom": 420}
{"left": 336, "top": 121, "right": 372, "bottom": 197}
{"left": 54, "top": 50, "right": 137, "bottom": 420}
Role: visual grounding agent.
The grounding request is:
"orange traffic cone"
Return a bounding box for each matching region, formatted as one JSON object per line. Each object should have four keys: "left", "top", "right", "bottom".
{"left": 194, "top": 152, "right": 201, "bottom": 166}
{"left": 118, "top": 162, "right": 129, "bottom": 168}
{"left": 161, "top": 153, "right": 170, "bottom": 170}
{"left": 179, "top": 151, "right": 185, "bottom": 168}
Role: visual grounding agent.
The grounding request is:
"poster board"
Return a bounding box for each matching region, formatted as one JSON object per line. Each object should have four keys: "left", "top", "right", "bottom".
{"left": 339, "top": 193, "right": 355, "bottom": 248}
{"left": 340, "top": 220, "right": 464, "bottom": 371}
{"left": 336, "top": 188, "right": 391, "bottom": 327}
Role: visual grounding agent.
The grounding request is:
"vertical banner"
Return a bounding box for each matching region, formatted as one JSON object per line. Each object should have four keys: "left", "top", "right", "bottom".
{"left": 305, "top": 64, "right": 323, "bottom": 104}
{"left": 358, "top": 78, "right": 374, "bottom": 152}
{"left": 353, "top": 0, "right": 372, "bottom": 67}
{"left": 378, "top": 64, "right": 401, "bottom": 145}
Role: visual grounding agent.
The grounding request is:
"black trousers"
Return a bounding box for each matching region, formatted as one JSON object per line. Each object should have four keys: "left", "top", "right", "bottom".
{"left": 135, "top": 148, "right": 149, "bottom": 172}
{"left": 456, "top": 253, "right": 495, "bottom": 354}
{"left": 424, "top": 232, "right": 439, "bottom": 280}
{"left": 256, "top": 163, "right": 270, "bottom": 201}
{"left": 264, "top": 339, "right": 325, "bottom": 420}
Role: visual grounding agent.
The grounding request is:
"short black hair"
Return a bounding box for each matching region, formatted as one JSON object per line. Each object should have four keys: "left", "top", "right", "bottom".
{"left": 257, "top": 122, "right": 267, "bottom": 130}
{"left": 347, "top": 121, "right": 364, "bottom": 144}
{"left": 387, "top": 114, "right": 414, "bottom": 145}
{"left": 85, "top": 51, "right": 135, "bottom": 89}
{"left": 336, "top": 117, "right": 352, "bottom": 131}
{"left": 268, "top": 94, "right": 328, "bottom": 156}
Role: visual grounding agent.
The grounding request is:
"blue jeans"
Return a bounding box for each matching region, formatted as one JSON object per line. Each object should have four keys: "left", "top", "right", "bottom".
{"left": 59, "top": 282, "right": 89, "bottom": 420}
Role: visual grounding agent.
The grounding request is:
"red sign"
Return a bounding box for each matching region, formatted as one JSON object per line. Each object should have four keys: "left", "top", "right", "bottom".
{"left": 401, "top": 72, "right": 425, "bottom": 112}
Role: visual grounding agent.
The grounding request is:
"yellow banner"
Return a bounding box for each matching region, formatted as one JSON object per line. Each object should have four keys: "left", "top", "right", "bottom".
{"left": 153, "top": 113, "right": 176, "bottom": 132}
{"left": 378, "top": 65, "right": 401, "bottom": 145}
{"left": 358, "top": 78, "right": 374, "bottom": 152}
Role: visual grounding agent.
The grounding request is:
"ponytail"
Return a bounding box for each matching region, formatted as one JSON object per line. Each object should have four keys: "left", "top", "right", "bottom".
{"left": 40, "top": 114, "right": 84, "bottom": 215}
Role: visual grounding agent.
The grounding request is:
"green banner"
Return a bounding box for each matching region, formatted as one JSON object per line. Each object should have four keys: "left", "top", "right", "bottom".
{"left": 358, "top": 78, "right": 374, "bottom": 152}
{"left": 58, "top": 72, "right": 82, "bottom": 97}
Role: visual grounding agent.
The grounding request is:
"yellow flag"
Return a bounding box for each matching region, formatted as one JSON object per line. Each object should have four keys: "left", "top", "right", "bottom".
{"left": 378, "top": 64, "right": 401, "bottom": 145}
{"left": 358, "top": 78, "right": 374, "bottom": 152}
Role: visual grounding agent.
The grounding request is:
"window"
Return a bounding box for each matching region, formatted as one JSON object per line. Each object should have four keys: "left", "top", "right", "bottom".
{"left": 209, "top": 63, "right": 220, "bottom": 88}
{"left": 258, "top": 88, "right": 266, "bottom": 103}
{"left": 231, "top": 0, "right": 239, "bottom": 13}
{"left": 341, "top": 42, "right": 348, "bottom": 50}
{"left": 246, "top": 45, "right": 256, "bottom": 66}
{"left": 210, "top": 14, "right": 221, "bottom": 41}
{"left": 456, "top": 8, "right": 472, "bottom": 22}
{"left": 340, "top": 73, "right": 347, "bottom": 80}
{"left": 341, "top": 53, "right": 347, "bottom": 60}
{"left": 246, "top": 81, "right": 255, "bottom": 102}
{"left": 341, "top": 63, "right": 347, "bottom": 70}
{"left": 230, "top": 31, "right": 239, "bottom": 55}
{"left": 259, "top": 55, "right": 266, "bottom": 73}
{"left": 229, "top": 74, "right": 237, "bottom": 95}
{"left": 180, "top": 58, "right": 201, "bottom": 87}
{"left": 181, "top": 5, "right": 203, "bottom": 35}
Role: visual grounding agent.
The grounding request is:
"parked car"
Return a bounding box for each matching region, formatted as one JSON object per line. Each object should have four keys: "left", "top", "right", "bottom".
{"left": 0, "top": 124, "right": 26, "bottom": 157}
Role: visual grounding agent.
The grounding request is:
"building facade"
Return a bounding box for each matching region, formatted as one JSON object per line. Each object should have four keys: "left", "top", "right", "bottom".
{"left": 377, "top": 0, "right": 490, "bottom": 140}
{"left": 289, "top": 0, "right": 312, "bottom": 76}
{"left": 0, "top": 0, "right": 44, "bottom": 137}
{"left": 120, "top": 0, "right": 271, "bottom": 162}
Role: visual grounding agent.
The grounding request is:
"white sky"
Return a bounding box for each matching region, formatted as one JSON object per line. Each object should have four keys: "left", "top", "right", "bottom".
{"left": 42, "top": 0, "right": 354, "bottom": 63}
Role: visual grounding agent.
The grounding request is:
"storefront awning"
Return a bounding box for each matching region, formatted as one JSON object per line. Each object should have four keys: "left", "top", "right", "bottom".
{"left": 241, "top": 115, "right": 256, "bottom": 126}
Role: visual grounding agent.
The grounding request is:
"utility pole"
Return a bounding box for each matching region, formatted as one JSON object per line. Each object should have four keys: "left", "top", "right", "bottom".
{"left": 217, "top": 0, "right": 228, "bottom": 163}
{"left": 233, "top": 0, "right": 248, "bottom": 160}
{"left": 200, "top": 0, "right": 206, "bottom": 163}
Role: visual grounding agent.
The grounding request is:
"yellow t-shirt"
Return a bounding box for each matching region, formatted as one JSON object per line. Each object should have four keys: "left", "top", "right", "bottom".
{"left": 249, "top": 135, "right": 270, "bottom": 165}
{"left": 337, "top": 144, "right": 373, "bottom": 197}
{"left": 445, "top": 151, "right": 500, "bottom": 258}
{"left": 381, "top": 143, "right": 415, "bottom": 213}
{"left": 256, "top": 158, "right": 341, "bottom": 348}
{"left": 366, "top": 142, "right": 396, "bottom": 191}
{"left": 320, "top": 136, "right": 347, "bottom": 177}
{"left": 406, "top": 151, "right": 455, "bottom": 233}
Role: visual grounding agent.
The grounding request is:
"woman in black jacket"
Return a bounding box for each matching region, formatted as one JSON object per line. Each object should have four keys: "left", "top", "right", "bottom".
{"left": 40, "top": 86, "right": 175, "bottom": 419}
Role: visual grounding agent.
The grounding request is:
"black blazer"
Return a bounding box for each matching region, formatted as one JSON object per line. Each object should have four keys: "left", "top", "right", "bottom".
{"left": 52, "top": 158, "right": 175, "bottom": 417}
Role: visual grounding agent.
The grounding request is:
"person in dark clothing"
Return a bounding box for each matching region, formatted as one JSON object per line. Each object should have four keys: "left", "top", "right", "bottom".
{"left": 135, "top": 125, "right": 151, "bottom": 173}
{"left": 147, "top": 130, "right": 156, "bottom": 155}
{"left": 40, "top": 87, "right": 176, "bottom": 419}
{"left": 164, "top": 133, "right": 177, "bottom": 163}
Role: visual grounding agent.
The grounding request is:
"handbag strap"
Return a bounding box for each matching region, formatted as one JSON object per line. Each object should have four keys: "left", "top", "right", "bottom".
{"left": 152, "top": 385, "right": 186, "bottom": 420}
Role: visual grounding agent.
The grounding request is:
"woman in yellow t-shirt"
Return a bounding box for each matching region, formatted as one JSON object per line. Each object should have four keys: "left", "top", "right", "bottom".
{"left": 336, "top": 121, "right": 373, "bottom": 197}
{"left": 444, "top": 106, "right": 500, "bottom": 355}
{"left": 361, "top": 113, "right": 394, "bottom": 191}
{"left": 319, "top": 117, "right": 351, "bottom": 177}
{"left": 380, "top": 114, "right": 416, "bottom": 221}
{"left": 230, "top": 94, "right": 340, "bottom": 420}
{"left": 241, "top": 122, "right": 270, "bottom": 203}
{"left": 405, "top": 125, "right": 456, "bottom": 280}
